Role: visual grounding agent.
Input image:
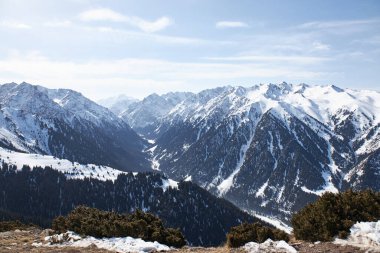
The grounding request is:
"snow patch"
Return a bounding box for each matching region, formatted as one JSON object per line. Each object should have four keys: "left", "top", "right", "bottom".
{"left": 147, "top": 139, "right": 155, "bottom": 144}
{"left": 334, "top": 221, "right": 380, "bottom": 250}
{"left": 301, "top": 170, "right": 339, "bottom": 196}
{"left": 252, "top": 213, "right": 293, "bottom": 234}
{"left": 41, "top": 231, "right": 171, "bottom": 253}
{"left": 182, "top": 143, "right": 191, "bottom": 152}
{"left": 243, "top": 239, "right": 297, "bottom": 253}
{"left": 255, "top": 180, "right": 269, "bottom": 198}
{"left": 161, "top": 178, "right": 178, "bottom": 192}
{"left": 151, "top": 156, "right": 160, "bottom": 171}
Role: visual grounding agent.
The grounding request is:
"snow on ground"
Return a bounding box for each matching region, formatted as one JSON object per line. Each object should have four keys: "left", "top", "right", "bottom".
{"left": 255, "top": 180, "right": 269, "bottom": 198}
{"left": 251, "top": 213, "right": 293, "bottom": 234}
{"left": 0, "top": 147, "right": 181, "bottom": 194}
{"left": 151, "top": 156, "right": 161, "bottom": 171}
{"left": 161, "top": 178, "right": 179, "bottom": 192}
{"left": 146, "top": 139, "right": 155, "bottom": 144}
{"left": 335, "top": 221, "right": 380, "bottom": 250}
{"left": 243, "top": 239, "right": 297, "bottom": 253}
{"left": 300, "top": 170, "right": 339, "bottom": 197}
{"left": 0, "top": 147, "right": 126, "bottom": 181}
{"left": 35, "top": 231, "right": 170, "bottom": 253}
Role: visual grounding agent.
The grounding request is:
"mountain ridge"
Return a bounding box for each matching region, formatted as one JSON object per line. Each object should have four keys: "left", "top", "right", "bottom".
{"left": 1, "top": 81, "right": 378, "bottom": 228}
{"left": 109, "top": 82, "right": 380, "bottom": 223}
{"left": 0, "top": 82, "right": 150, "bottom": 171}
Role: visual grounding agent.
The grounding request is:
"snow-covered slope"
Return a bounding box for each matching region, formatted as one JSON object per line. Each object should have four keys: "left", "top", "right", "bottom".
{"left": 107, "top": 92, "right": 193, "bottom": 136}
{"left": 0, "top": 146, "right": 176, "bottom": 192}
{"left": 0, "top": 82, "right": 150, "bottom": 171}
{"left": 127, "top": 82, "right": 380, "bottom": 223}
{"left": 0, "top": 147, "right": 125, "bottom": 181}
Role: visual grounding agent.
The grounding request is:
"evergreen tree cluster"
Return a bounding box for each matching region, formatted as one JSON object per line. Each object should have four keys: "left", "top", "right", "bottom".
{"left": 291, "top": 189, "right": 380, "bottom": 241}
{"left": 0, "top": 163, "right": 256, "bottom": 246}
{"left": 52, "top": 206, "right": 185, "bottom": 247}
{"left": 226, "top": 222, "right": 289, "bottom": 248}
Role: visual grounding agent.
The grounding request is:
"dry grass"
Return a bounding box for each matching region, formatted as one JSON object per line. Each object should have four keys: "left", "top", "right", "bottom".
{"left": 0, "top": 228, "right": 113, "bottom": 253}
{"left": 0, "top": 227, "right": 368, "bottom": 253}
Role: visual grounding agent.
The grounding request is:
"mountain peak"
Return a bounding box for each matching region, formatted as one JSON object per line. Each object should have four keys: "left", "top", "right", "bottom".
{"left": 0, "top": 81, "right": 150, "bottom": 171}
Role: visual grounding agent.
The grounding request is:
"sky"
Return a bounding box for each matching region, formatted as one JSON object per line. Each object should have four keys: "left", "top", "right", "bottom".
{"left": 0, "top": 0, "right": 379, "bottom": 100}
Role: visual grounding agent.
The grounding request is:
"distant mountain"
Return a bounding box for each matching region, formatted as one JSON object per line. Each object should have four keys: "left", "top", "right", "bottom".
{"left": 98, "top": 95, "right": 139, "bottom": 115}
{"left": 121, "top": 83, "right": 380, "bottom": 223}
{"left": 0, "top": 82, "right": 150, "bottom": 171}
{"left": 102, "top": 92, "right": 193, "bottom": 137}
{"left": 0, "top": 162, "right": 257, "bottom": 246}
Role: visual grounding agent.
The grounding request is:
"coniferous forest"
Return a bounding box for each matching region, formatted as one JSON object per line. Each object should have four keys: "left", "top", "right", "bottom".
{"left": 0, "top": 163, "right": 257, "bottom": 246}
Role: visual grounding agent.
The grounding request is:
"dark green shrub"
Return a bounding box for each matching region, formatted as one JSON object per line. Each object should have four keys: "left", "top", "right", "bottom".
{"left": 226, "top": 222, "right": 289, "bottom": 248}
{"left": 0, "top": 220, "right": 32, "bottom": 232}
{"left": 52, "top": 206, "right": 186, "bottom": 247}
{"left": 291, "top": 189, "right": 380, "bottom": 242}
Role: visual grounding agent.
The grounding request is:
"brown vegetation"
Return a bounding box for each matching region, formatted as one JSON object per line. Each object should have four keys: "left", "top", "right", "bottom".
{"left": 52, "top": 206, "right": 186, "bottom": 247}
{"left": 226, "top": 222, "right": 289, "bottom": 248}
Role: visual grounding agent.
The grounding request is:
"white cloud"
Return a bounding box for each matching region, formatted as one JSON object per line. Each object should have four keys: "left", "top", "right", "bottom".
{"left": 216, "top": 21, "right": 248, "bottom": 28}
{"left": 128, "top": 16, "right": 172, "bottom": 33}
{"left": 0, "top": 52, "right": 330, "bottom": 100}
{"left": 0, "top": 21, "right": 31, "bottom": 29}
{"left": 78, "top": 8, "right": 173, "bottom": 33}
{"left": 79, "top": 8, "right": 126, "bottom": 22}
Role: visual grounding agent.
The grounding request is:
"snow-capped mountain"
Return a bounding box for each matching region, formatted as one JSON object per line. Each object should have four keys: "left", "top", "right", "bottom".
{"left": 1, "top": 81, "right": 378, "bottom": 228}
{"left": 98, "top": 94, "right": 139, "bottom": 115}
{"left": 123, "top": 82, "right": 380, "bottom": 223}
{"left": 109, "top": 92, "right": 193, "bottom": 136}
{"left": 0, "top": 82, "right": 150, "bottom": 171}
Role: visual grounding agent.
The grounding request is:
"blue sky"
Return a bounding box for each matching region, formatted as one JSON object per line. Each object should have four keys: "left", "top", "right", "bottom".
{"left": 0, "top": 0, "right": 379, "bottom": 99}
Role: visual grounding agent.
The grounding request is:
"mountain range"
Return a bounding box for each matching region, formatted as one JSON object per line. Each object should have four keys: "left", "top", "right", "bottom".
{"left": 104, "top": 82, "right": 380, "bottom": 224}
{"left": 0, "top": 82, "right": 149, "bottom": 171}
{"left": 0, "top": 81, "right": 379, "bottom": 232}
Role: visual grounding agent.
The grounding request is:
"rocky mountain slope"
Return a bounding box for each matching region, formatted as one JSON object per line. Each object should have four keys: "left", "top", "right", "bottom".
{"left": 104, "top": 92, "right": 192, "bottom": 137}
{"left": 115, "top": 82, "right": 380, "bottom": 223}
{"left": 0, "top": 82, "right": 150, "bottom": 171}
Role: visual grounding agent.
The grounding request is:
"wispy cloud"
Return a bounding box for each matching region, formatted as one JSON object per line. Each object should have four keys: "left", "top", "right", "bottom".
{"left": 85, "top": 25, "right": 235, "bottom": 45}
{"left": 216, "top": 21, "right": 248, "bottom": 29}
{"left": 43, "top": 20, "right": 72, "bottom": 28}
{"left": 78, "top": 8, "right": 173, "bottom": 33}
{"left": 298, "top": 18, "right": 380, "bottom": 29}
{"left": 203, "top": 55, "right": 330, "bottom": 64}
{"left": 0, "top": 21, "right": 31, "bottom": 29}
{"left": 311, "top": 41, "right": 330, "bottom": 51}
